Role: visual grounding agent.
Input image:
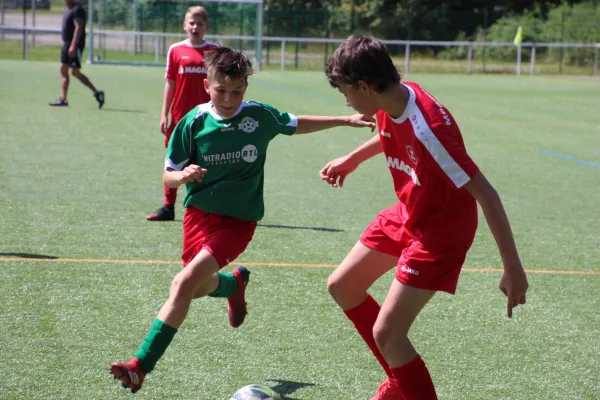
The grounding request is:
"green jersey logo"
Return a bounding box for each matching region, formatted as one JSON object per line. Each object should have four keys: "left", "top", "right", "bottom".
{"left": 201, "top": 144, "right": 258, "bottom": 165}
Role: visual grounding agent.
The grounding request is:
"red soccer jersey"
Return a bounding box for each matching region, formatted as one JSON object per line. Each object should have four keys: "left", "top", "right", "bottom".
{"left": 376, "top": 82, "right": 480, "bottom": 247}
{"left": 165, "top": 40, "right": 219, "bottom": 125}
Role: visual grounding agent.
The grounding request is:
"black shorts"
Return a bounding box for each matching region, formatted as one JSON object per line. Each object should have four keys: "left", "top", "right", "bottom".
{"left": 61, "top": 45, "right": 85, "bottom": 69}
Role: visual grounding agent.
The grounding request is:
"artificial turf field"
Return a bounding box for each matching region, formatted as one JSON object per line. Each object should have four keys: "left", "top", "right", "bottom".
{"left": 0, "top": 60, "right": 599, "bottom": 399}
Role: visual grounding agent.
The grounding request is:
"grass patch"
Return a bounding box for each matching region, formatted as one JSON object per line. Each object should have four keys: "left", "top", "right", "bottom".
{"left": 0, "top": 60, "right": 599, "bottom": 399}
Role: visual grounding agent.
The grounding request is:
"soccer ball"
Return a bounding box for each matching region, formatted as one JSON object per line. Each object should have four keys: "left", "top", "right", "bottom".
{"left": 230, "top": 384, "right": 282, "bottom": 400}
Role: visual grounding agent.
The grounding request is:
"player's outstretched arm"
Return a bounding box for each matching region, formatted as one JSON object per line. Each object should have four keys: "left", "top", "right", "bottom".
{"left": 295, "top": 114, "right": 375, "bottom": 135}
{"left": 163, "top": 166, "right": 207, "bottom": 188}
{"left": 463, "top": 172, "right": 529, "bottom": 318}
{"left": 320, "top": 134, "right": 383, "bottom": 188}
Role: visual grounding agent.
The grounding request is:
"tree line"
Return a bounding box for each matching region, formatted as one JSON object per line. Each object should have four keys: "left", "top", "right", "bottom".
{"left": 93, "top": 0, "right": 598, "bottom": 66}
{"left": 264, "top": 0, "right": 598, "bottom": 43}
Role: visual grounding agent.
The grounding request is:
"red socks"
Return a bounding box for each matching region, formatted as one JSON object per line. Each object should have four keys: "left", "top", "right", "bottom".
{"left": 343, "top": 294, "right": 393, "bottom": 377}
{"left": 344, "top": 296, "right": 438, "bottom": 399}
{"left": 391, "top": 355, "right": 438, "bottom": 400}
{"left": 163, "top": 186, "right": 177, "bottom": 206}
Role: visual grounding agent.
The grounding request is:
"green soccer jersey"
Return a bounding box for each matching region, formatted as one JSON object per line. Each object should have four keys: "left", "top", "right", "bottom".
{"left": 165, "top": 100, "right": 297, "bottom": 221}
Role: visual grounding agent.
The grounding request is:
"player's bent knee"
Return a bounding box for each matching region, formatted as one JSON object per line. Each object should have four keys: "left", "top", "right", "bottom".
{"left": 327, "top": 275, "right": 364, "bottom": 308}
{"left": 327, "top": 274, "right": 343, "bottom": 301}
{"left": 169, "top": 271, "right": 196, "bottom": 301}
{"left": 372, "top": 323, "right": 389, "bottom": 349}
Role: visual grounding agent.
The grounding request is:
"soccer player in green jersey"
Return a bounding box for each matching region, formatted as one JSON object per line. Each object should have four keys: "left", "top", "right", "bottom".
{"left": 110, "top": 46, "right": 376, "bottom": 393}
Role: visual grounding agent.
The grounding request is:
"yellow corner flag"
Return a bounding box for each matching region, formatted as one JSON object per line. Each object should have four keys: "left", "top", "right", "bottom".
{"left": 513, "top": 26, "right": 523, "bottom": 46}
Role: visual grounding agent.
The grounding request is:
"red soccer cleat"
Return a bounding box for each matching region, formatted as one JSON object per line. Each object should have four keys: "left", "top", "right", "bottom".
{"left": 370, "top": 378, "right": 404, "bottom": 400}
{"left": 228, "top": 266, "right": 250, "bottom": 328}
{"left": 110, "top": 357, "right": 146, "bottom": 394}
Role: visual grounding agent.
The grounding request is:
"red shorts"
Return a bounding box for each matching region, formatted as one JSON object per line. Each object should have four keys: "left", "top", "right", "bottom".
{"left": 360, "top": 206, "right": 476, "bottom": 294}
{"left": 182, "top": 206, "right": 257, "bottom": 268}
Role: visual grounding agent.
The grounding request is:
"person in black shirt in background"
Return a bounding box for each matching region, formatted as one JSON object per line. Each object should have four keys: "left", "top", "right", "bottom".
{"left": 49, "top": 0, "right": 104, "bottom": 108}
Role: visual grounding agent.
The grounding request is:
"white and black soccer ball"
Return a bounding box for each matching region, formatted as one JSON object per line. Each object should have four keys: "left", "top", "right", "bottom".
{"left": 230, "top": 384, "right": 282, "bottom": 400}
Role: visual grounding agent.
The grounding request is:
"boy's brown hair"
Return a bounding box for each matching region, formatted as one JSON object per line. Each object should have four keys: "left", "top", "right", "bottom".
{"left": 185, "top": 6, "right": 208, "bottom": 23}
{"left": 326, "top": 35, "right": 401, "bottom": 93}
{"left": 204, "top": 47, "right": 253, "bottom": 82}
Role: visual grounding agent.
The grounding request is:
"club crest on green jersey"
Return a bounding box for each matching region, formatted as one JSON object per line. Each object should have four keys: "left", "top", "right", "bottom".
{"left": 238, "top": 117, "right": 259, "bottom": 133}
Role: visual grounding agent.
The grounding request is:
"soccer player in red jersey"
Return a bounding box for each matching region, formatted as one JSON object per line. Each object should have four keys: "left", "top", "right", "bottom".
{"left": 320, "top": 35, "right": 529, "bottom": 400}
{"left": 147, "top": 6, "right": 219, "bottom": 221}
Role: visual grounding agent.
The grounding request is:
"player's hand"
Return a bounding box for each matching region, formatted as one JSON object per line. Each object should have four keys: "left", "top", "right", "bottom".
{"left": 344, "top": 114, "right": 376, "bottom": 132}
{"left": 320, "top": 155, "right": 359, "bottom": 188}
{"left": 159, "top": 115, "right": 169, "bottom": 136}
{"left": 499, "top": 265, "right": 529, "bottom": 318}
{"left": 68, "top": 46, "right": 77, "bottom": 58}
{"left": 180, "top": 165, "right": 206, "bottom": 184}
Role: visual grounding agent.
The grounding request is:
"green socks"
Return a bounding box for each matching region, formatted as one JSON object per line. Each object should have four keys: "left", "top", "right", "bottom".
{"left": 133, "top": 273, "right": 237, "bottom": 373}
{"left": 208, "top": 271, "right": 238, "bottom": 298}
{"left": 134, "top": 318, "right": 178, "bottom": 373}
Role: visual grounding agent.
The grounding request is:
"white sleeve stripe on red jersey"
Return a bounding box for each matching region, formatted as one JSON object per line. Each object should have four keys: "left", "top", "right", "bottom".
{"left": 165, "top": 40, "right": 186, "bottom": 78}
{"left": 165, "top": 47, "right": 172, "bottom": 78}
{"left": 410, "top": 109, "right": 471, "bottom": 188}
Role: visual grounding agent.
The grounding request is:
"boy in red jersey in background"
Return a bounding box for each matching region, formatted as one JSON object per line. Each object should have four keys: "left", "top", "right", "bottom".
{"left": 320, "top": 35, "right": 529, "bottom": 400}
{"left": 146, "top": 6, "right": 219, "bottom": 221}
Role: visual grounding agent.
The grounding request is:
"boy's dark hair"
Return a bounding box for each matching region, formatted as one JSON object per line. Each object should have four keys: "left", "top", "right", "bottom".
{"left": 204, "top": 47, "right": 253, "bottom": 82}
{"left": 326, "top": 35, "right": 401, "bottom": 93}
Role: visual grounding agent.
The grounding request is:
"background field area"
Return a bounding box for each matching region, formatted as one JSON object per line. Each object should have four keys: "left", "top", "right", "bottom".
{"left": 0, "top": 61, "right": 599, "bottom": 399}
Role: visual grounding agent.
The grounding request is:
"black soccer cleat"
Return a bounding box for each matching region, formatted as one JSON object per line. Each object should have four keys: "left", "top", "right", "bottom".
{"left": 49, "top": 98, "right": 68, "bottom": 107}
{"left": 94, "top": 90, "right": 105, "bottom": 109}
{"left": 146, "top": 205, "right": 175, "bottom": 221}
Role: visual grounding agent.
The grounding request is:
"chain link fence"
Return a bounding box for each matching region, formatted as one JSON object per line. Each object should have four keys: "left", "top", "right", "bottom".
{"left": 1, "top": 0, "right": 599, "bottom": 75}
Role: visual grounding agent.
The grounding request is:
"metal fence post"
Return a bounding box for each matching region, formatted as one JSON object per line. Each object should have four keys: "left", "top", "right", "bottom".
{"left": 530, "top": 44, "right": 536, "bottom": 76}
{"left": 594, "top": 44, "right": 599, "bottom": 77}
{"left": 31, "top": 0, "right": 36, "bottom": 46}
{"left": 467, "top": 44, "right": 473, "bottom": 74}
{"left": 265, "top": 10, "right": 270, "bottom": 66}
{"left": 404, "top": 42, "right": 410, "bottom": 74}
{"left": 323, "top": 8, "right": 329, "bottom": 68}
{"left": 155, "top": 35, "right": 160, "bottom": 63}
{"left": 280, "top": 40, "right": 286, "bottom": 72}
{"left": 1, "top": 0, "right": 5, "bottom": 41}
{"left": 98, "top": 0, "right": 104, "bottom": 60}
{"left": 21, "top": 2, "right": 26, "bottom": 60}
{"left": 24, "top": 29, "right": 29, "bottom": 60}
{"left": 516, "top": 44, "right": 522, "bottom": 76}
{"left": 255, "top": 1, "right": 263, "bottom": 70}
{"left": 88, "top": 0, "right": 93, "bottom": 63}
{"left": 133, "top": 0, "right": 139, "bottom": 54}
